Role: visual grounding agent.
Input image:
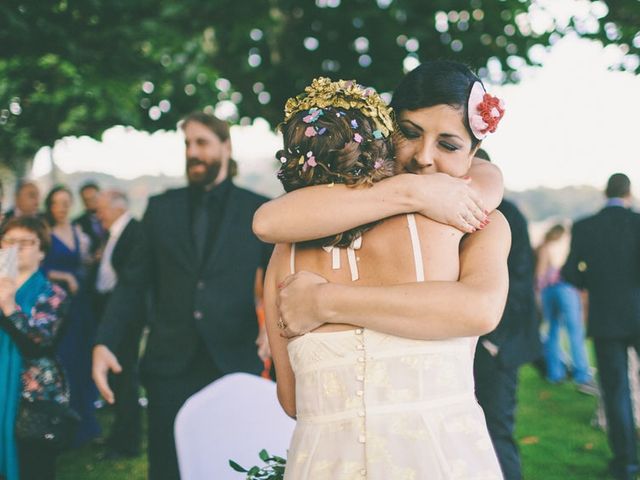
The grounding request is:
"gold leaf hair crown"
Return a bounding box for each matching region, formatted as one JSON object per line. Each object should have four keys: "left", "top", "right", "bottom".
{"left": 283, "top": 77, "right": 394, "bottom": 137}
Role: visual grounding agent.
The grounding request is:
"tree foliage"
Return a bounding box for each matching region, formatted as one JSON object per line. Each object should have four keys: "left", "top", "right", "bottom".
{"left": 572, "top": 0, "right": 640, "bottom": 71}
{"left": 0, "top": 0, "right": 636, "bottom": 172}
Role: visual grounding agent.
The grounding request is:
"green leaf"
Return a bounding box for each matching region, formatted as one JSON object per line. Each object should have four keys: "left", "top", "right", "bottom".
{"left": 228, "top": 460, "right": 248, "bottom": 473}
{"left": 258, "top": 449, "right": 270, "bottom": 462}
{"left": 248, "top": 466, "right": 261, "bottom": 476}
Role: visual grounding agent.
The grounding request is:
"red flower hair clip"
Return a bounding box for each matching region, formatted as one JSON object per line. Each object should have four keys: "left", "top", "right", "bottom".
{"left": 468, "top": 82, "right": 505, "bottom": 140}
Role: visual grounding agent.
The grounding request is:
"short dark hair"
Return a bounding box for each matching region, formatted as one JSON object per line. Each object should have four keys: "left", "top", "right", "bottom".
{"left": 180, "top": 111, "right": 230, "bottom": 142}
{"left": 605, "top": 173, "right": 631, "bottom": 199}
{"left": 391, "top": 60, "right": 483, "bottom": 148}
{"left": 1, "top": 216, "right": 52, "bottom": 254}
{"left": 475, "top": 149, "right": 491, "bottom": 162}
{"left": 79, "top": 181, "right": 100, "bottom": 195}
{"left": 15, "top": 179, "right": 38, "bottom": 197}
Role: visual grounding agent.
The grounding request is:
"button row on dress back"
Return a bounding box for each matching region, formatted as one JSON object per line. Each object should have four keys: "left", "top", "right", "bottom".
{"left": 355, "top": 326, "right": 367, "bottom": 477}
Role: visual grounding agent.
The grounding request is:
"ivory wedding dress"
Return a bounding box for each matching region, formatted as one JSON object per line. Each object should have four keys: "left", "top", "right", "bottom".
{"left": 283, "top": 215, "right": 503, "bottom": 480}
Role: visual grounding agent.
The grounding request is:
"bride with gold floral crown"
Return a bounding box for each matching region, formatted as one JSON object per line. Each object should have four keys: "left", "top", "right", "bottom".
{"left": 264, "top": 64, "right": 508, "bottom": 480}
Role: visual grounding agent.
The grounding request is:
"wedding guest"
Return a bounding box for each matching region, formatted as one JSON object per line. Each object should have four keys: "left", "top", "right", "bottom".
{"left": 1, "top": 180, "right": 41, "bottom": 228}
{"left": 594, "top": 349, "right": 640, "bottom": 431}
{"left": 562, "top": 173, "right": 640, "bottom": 480}
{"left": 43, "top": 185, "right": 101, "bottom": 447}
{"left": 473, "top": 149, "right": 542, "bottom": 480}
{"left": 92, "top": 112, "right": 273, "bottom": 479}
{"left": 73, "top": 181, "right": 107, "bottom": 256}
{"left": 0, "top": 216, "right": 69, "bottom": 480}
{"left": 536, "top": 223, "right": 594, "bottom": 391}
{"left": 94, "top": 190, "right": 143, "bottom": 458}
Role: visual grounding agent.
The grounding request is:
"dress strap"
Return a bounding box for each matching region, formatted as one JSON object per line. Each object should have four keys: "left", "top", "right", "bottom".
{"left": 322, "top": 236, "right": 363, "bottom": 282}
{"left": 346, "top": 236, "right": 362, "bottom": 282}
{"left": 290, "top": 243, "right": 296, "bottom": 275}
{"left": 406, "top": 214, "right": 425, "bottom": 282}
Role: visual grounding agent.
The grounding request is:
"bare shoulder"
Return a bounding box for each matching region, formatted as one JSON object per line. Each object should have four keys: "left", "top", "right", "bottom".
{"left": 461, "top": 210, "right": 510, "bottom": 254}
{"left": 364, "top": 214, "right": 406, "bottom": 238}
{"left": 377, "top": 213, "right": 459, "bottom": 235}
{"left": 486, "top": 210, "right": 509, "bottom": 236}
{"left": 364, "top": 213, "right": 456, "bottom": 246}
{"left": 412, "top": 211, "right": 461, "bottom": 236}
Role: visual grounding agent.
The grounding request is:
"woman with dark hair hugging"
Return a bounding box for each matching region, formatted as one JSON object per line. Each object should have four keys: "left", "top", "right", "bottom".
{"left": 263, "top": 66, "right": 509, "bottom": 479}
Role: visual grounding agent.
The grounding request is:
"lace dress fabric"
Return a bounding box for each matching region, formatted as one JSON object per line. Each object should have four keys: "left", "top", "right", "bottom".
{"left": 283, "top": 215, "right": 503, "bottom": 480}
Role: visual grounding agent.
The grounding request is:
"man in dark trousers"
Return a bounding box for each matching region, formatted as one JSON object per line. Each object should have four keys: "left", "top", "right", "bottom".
{"left": 94, "top": 189, "right": 143, "bottom": 459}
{"left": 562, "top": 173, "right": 640, "bottom": 480}
{"left": 92, "top": 112, "right": 273, "bottom": 480}
{"left": 473, "top": 150, "right": 541, "bottom": 480}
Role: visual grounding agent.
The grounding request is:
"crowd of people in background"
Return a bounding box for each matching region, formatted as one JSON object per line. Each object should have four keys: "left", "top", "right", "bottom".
{"left": 0, "top": 180, "right": 148, "bottom": 480}
{"left": 0, "top": 110, "right": 637, "bottom": 480}
{"left": 0, "top": 111, "right": 273, "bottom": 480}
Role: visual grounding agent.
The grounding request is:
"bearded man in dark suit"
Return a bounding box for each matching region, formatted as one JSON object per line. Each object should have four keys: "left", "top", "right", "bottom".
{"left": 562, "top": 173, "right": 640, "bottom": 480}
{"left": 92, "top": 112, "right": 273, "bottom": 479}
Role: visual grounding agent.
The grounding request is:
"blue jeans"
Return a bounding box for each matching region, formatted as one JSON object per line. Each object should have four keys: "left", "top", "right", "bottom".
{"left": 542, "top": 282, "right": 592, "bottom": 384}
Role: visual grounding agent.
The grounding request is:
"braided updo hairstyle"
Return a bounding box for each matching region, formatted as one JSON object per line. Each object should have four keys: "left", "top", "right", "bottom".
{"left": 276, "top": 106, "right": 395, "bottom": 248}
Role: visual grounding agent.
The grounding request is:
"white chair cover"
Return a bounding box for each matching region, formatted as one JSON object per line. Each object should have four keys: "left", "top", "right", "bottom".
{"left": 175, "top": 373, "right": 295, "bottom": 480}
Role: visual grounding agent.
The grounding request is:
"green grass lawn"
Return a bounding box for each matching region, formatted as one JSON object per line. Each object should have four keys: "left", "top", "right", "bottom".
{"left": 518, "top": 366, "right": 610, "bottom": 479}
{"left": 58, "top": 365, "right": 612, "bottom": 480}
{"left": 57, "top": 408, "right": 148, "bottom": 480}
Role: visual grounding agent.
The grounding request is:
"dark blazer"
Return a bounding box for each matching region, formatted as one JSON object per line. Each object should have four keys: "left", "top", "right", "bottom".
{"left": 73, "top": 211, "right": 105, "bottom": 254}
{"left": 562, "top": 205, "right": 640, "bottom": 339}
{"left": 480, "top": 199, "right": 541, "bottom": 368}
{"left": 110, "top": 218, "right": 140, "bottom": 278}
{"left": 96, "top": 183, "right": 273, "bottom": 377}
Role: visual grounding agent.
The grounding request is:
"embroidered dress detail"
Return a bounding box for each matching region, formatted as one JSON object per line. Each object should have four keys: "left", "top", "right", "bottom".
{"left": 285, "top": 216, "right": 502, "bottom": 479}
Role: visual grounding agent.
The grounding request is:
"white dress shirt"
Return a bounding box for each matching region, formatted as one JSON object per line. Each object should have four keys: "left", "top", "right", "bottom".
{"left": 96, "top": 212, "right": 132, "bottom": 294}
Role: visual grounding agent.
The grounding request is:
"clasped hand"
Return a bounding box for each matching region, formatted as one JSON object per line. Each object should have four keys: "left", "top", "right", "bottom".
{"left": 412, "top": 173, "right": 488, "bottom": 233}
{"left": 277, "top": 271, "right": 328, "bottom": 338}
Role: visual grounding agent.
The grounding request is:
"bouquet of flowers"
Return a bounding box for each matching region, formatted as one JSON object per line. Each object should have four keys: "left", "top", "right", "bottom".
{"left": 229, "top": 449, "right": 286, "bottom": 480}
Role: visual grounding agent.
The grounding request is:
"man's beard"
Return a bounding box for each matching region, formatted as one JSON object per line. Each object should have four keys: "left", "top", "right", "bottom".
{"left": 186, "top": 157, "right": 222, "bottom": 188}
